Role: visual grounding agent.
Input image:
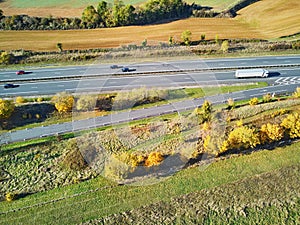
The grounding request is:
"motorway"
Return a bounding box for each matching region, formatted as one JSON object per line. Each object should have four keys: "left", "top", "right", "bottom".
{"left": 1, "top": 55, "right": 300, "bottom": 144}
{"left": 1, "top": 67, "right": 300, "bottom": 97}
{"left": 0, "top": 55, "right": 300, "bottom": 81}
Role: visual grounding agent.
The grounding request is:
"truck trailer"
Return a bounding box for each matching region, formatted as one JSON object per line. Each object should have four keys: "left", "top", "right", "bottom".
{"left": 235, "top": 69, "right": 269, "bottom": 78}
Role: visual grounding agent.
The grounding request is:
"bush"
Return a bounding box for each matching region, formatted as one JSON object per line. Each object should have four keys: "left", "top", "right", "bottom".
{"left": 292, "top": 87, "right": 300, "bottom": 98}
{"left": 76, "top": 95, "right": 97, "bottom": 111}
{"left": 5, "top": 192, "right": 16, "bottom": 202}
{"left": 227, "top": 98, "right": 235, "bottom": 109}
{"left": 249, "top": 97, "right": 259, "bottom": 106}
{"left": 0, "top": 98, "right": 15, "bottom": 119}
{"left": 260, "top": 123, "right": 284, "bottom": 144}
{"left": 37, "top": 97, "right": 44, "bottom": 102}
{"left": 223, "top": 125, "right": 260, "bottom": 151}
{"left": 51, "top": 92, "right": 74, "bottom": 113}
{"left": 15, "top": 96, "right": 26, "bottom": 104}
{"left": 281, "top": 113, "right": 300, "bottom": 138}
{"left": 145, "top": 152, "right": 164, "bottom": 167}
{"left": 263, "top": 93, "right": 272, "bottom": 103}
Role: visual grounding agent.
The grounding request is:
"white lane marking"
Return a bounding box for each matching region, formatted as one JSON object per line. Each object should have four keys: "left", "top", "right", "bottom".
{"left": 58, "top": 84, "right": 65, "bottom": 87}
{"left": 31, "top": 86, "right": 38, "bottom": 89}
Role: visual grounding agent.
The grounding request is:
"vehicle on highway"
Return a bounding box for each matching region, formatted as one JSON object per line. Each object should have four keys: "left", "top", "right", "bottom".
{"left": 122, "top": 67, "right": 136, "bottom": 72}
{"left": 235, "top": 68, "right": 269, "bottom": 78}
{"left": 16, "top": 70, "right": 25, "bottom": 75}
{"left": 4, "top": 83, "right": 19, "bottom": 89}
{"left": 110, "top": 65, "right": 123, "bottom": 69}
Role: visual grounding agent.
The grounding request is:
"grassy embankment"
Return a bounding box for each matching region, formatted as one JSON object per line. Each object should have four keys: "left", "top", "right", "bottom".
{"left": 0, "top": 138, "right": 299, "bottom": 224}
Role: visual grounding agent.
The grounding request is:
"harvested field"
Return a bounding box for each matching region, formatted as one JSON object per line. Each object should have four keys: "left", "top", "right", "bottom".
{"left": 0, "top": 18, "right": 263, "bottom": 51}
{"left": 237, "top": 0, "right": 300, "bottom": 38}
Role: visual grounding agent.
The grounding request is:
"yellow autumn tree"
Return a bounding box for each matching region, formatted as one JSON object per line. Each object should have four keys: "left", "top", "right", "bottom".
{"left": 0, "top": 98, "right": 15, "bottom": 119}
{"left": 281, "top": 113, "right": 300, "bottom": 138}
{"left": 51, "top": 92, "right": 74, "bottom": 113}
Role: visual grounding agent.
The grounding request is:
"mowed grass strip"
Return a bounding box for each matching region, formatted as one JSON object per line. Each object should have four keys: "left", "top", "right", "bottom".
{"left": 0, "top": 140, "right": 299, "bottom": 224}
{"left": 237, "top": 0, "right": 300, "bottom": 38}
{"left": 0, "top": 18, "right": 263, "bottom": 51}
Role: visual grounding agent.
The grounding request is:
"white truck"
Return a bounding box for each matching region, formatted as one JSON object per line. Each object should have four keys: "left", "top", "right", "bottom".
{"left": 235, "top": 68, "right": 269, "bottom": 78}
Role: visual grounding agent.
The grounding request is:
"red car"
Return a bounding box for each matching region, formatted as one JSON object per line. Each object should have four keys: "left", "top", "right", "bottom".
{"left": 16, "top": 70, "right": 25, "bottom": 75}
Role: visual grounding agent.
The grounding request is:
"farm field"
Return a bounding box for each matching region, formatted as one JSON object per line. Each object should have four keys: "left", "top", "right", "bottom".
{"left": 0, "top": 0, "right": 240, "bottom": 17}
{"left": 0, "top": 18, "right": 264, "bottom": 51}
{"left": 238, "top": 0, "right": 300, "bottom": 38}
{"left": 0, "top": 0, "right": 299, "bottom": 51}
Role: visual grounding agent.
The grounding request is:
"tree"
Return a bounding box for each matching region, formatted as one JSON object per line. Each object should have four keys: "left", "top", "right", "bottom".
{"left": 76, "top": 95, "right": 97, "bottom": 111}
{"left": 0, "top": 98, "right": 15, "bottom": 119}
{"left": 82, "top": 5, "right": 100, "bottom": 28}
{"left": 56, "top": 43, "right": 63, "bottom": 52}
{"left": 0, "top": 51, "right": 15, "bottom": 65}
{"left": 51, "top": 92, "right": 74, "bottom": 113}
{"left": 220, "top": 40, "right": 229, "bottom": 53}
{"left": 168, "top": 36, "right": 174, "bottom": 45}
{"left": 181, "top": 30, "right": 192, "bottom": 45}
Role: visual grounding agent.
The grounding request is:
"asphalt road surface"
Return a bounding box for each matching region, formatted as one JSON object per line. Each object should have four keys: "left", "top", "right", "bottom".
{"left": 1, "top": 55, "right": 300, "bottom": 82}
{"left": 1, "top": 67, "right": 300, "bottom": 97}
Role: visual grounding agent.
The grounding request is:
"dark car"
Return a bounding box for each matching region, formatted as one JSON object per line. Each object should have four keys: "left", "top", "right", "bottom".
{"left": 4, "top": 84, "right": 19, "bottom": 89}
{"left": 110, "top": 65, "right": 120, "bottom": 69}
{"left": 122, "top": 67, "right": 136, "bottom": 72}
{"left": 16, "top": 70, "right": 25, "bottom": 75}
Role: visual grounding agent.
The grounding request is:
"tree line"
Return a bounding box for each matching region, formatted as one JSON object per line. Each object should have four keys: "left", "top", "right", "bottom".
{"left": 0, "top": 0, "right": 216, "bottom": 30}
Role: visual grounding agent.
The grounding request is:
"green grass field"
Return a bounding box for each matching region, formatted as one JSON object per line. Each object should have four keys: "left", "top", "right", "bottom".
{"left": 0, "top": 0, "right": 239, "bottom": 17}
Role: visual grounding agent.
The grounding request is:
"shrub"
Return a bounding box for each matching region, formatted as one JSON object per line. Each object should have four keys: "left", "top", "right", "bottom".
{"left": 220, "top": 40, "right": 229, "bottom": 53}
{"left": 292, "top": 87, "right": 300, "bottom": 98}
{"left": 145, "top": 152, "right": 164, "bottom": 167}
{"left": 37, "top": 97, "right": 44, "bottom": 102}
{"left": 15, "top": 96, "right": 26, "bottom": 104}
{"left": 5, "top": 192, "right": 16, "bottom": 202}
{"left": 281, "top": 113, "right": 300, "bottom": 138}
{"left": 76, "top": 95, "right": 97, "bottom": 111}
{"left": 104, "top": 154, "right": 131, "bottom": 181}
{"left": 224, "top": 126, "right": 260, "bottom": 151}
{"left": 51, "top": 92, "right": 74, "bottom": 113}
{"left": 249, "top": 97, "right": 259, "bottom": 106}
{"left": 227, "top": 98, "right": 235, "bottom": 109}
{"left": 260, "top": 123, "right": 284, "bottom": 144}
{"left": 263, "top": 93, "right": 272, "bottom": 103}
{"left": 62, "top": 139, "right": 88, "bottom": 170}
{"left": 0, "top": 98, "right": 15, "bottom": 119}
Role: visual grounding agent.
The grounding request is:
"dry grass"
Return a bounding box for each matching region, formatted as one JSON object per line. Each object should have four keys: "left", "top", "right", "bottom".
{"left": 237, "top": 0, "right": 300, "bottom": 38}
{"left": 0, "top": 18, "right": 263, "bottom": 51}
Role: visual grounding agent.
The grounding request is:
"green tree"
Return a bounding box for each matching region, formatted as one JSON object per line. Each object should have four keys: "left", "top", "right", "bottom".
{"left": 168, "top": 36, "right": 174, "bottom": 45}
{"left": 51, "top": 92, "right": 74, "bottom": 114}
{"left": 0, "top": 98, "right": 15, "bottom": 119}
{"left": 82, "top": 5, "right": 100, "bottom": 28}
{"left": 181, "top": 30, "right": 192, "bottom": 46}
